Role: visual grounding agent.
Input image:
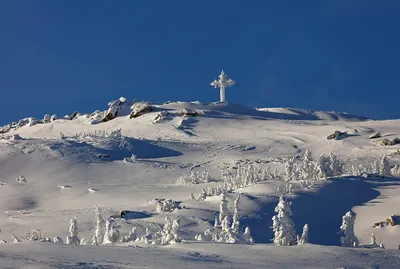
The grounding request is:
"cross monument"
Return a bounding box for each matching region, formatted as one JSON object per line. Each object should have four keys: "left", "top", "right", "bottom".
{"left": 210, "top": 70, "right": 235, "bottom": 102}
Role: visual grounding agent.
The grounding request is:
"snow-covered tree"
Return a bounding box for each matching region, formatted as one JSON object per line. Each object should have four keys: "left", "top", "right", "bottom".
{"left": 66, "top": 217, "right": 80, "bottom": 246}
{"left": 219, "top": 193, "right": 229, "bottom": 224}
{"left": 297, "top": 224, "right": 309, "bottom": 245}
{"left": 379, "top": 155, "right": 391, "bottom": 178}
{"left": 198, "top": 189, "right": 207, "bottom": 200}
{"left": 339, "top": 211, "right": 358, "bottom": 247}
{"left": 370, "top": 232, "right": 376, "bottom": 246}
{"left": 161, "top": 216, "right": 181, "bottom": 245}
{"left": 92, "top": 206, "right": 105, "bottom": 245}
{"left": 285, "top": 157, "right": 297, "bottom": 182}
{"left": 391, "top": 164, "right": 400, "bottom": 176}
{"left": 300, "top": 150, "right": 315, "bottom": 181}
{"left": 315, "top": 154, "right": 329, "bottom": 180}
{"left": 231, "top": 196, "right": 240, "bottom": 234}
{"left": 103, "top": 217, "right": 120, "bottom": 244}
{"left": 243, "top": 227, "right": 253, "bottom": 244}
{"left": 329, "top": 153, "right": 342, "bottom": 177}
{"left": 50, "top": 114, "right": 57, "bottom": 122}
{"left": 272, "top": 196, "right": 297, "bottom": 246}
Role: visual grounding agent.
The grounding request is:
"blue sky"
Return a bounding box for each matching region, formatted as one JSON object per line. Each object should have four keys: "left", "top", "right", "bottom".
{"left": 0, "top": 1, "right": 399, "bottom": 125}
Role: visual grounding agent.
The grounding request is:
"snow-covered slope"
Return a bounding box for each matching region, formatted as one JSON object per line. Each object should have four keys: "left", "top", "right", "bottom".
{"left": 0, "top": 99, "right": 399, "bottom": 268}
{"left": 256, "top": 107, "right": 371, "bottom": 121}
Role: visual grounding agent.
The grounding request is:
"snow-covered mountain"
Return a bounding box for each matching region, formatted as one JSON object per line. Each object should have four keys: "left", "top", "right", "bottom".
{"left": 1, "top": 98, "right": 400, "bottom": 268}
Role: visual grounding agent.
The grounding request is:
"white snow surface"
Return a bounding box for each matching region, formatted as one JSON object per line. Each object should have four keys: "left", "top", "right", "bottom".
{"left": 0, "top": 100, "right": 400, "bottom": 268}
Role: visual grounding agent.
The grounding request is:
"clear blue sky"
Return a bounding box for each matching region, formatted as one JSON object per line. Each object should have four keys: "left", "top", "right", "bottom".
{"left": 1, "top": 1, "right": 399, "bottom": 125}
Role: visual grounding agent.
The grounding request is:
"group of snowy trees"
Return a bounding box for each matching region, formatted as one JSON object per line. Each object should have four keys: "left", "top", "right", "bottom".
{"left": 191, "top": 164, "right": 279, "bottom": 201}
{"left": 195, "top": 194, "right": 253, "bottom": 244}
{"left": 280, "top": 150, "right": 343, "bottom": 194}
{"left": 271, "top": 196, "right": 308, "bottom": 246}
{"left": 4, "top": 206, "right": 181, "bottom": 247}
{"left": 176, "top": 170, "right": 214, "bottom": 185}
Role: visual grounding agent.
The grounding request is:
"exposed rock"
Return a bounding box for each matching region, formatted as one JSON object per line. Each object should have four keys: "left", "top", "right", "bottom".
{"left": 101, "top": 97, "right": 134, "bottom": 122}
{"left": 381, "top": 138, "right": 400, "bottom": 146}
{"left": 153, "top": 111, "right": 169, "bottom": 124}
{"left": 43, "top": 114, "right": 51, "bottom": 123}
{"left": 180, "top": 109, "right": 198, "bottom": 117}
{"left": 69, "top": 111, "right": 80, "bottom": 120}
{"left": 327, "top": 130, "right": 347, "bottom": 140}
{"left": 369, "top": 131, "right": 381, "bottom": 139}
{"left": 0, "top": 125, "right": 11, "bottom": 134}
{"left": 130, "top": 102, "right": 153, "bottom": 119}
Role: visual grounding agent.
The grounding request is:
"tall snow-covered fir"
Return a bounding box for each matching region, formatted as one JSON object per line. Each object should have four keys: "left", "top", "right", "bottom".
{"left": 272, "top": 196, "right": 297, "bottom": 246}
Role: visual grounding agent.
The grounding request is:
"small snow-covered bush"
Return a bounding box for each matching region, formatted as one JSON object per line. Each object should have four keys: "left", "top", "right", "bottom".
{"left": 121, "top": 227, "right": 137, "bottom": 243}
{"left": 124, "top": 154, "right": 137, "bottom": 163}
{"left": 156, "top": 199, "right": 178, "bottom": 213}
{"left": 54, "top": 236, "right": 63, "bottom": 244}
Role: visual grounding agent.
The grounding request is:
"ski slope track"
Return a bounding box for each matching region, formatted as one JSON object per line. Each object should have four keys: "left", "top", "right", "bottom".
{"left": 1, "top": 100, "right": 400, "bottom": 269}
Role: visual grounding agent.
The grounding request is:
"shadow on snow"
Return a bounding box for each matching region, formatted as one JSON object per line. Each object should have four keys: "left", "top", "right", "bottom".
{"left": 241, "top": 176, "right": 400, "bottom": 246}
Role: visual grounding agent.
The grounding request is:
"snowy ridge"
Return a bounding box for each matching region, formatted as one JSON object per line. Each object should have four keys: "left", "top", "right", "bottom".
{"left": 256, "top": 107, "right": 371, "bottom": 121}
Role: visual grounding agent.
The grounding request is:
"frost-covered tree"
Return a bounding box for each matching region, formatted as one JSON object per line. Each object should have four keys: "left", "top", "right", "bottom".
{"left": 231, "top": 196, "right": 240, "bottom": 234}
{"left": 92, "top": 206, "right": 105, "bottom": 245}
{"left": 219, "top": 193, "right": 229, "bottom": 224}
{"left": 297, "top": 224, "right": 309, "bottom": 245}
{"left": 198, "top": 189, "right": 207, "bottom": 201}
{"left": 315, "top": 154, "right": 329, "bottom": 180}
{"left": 370, "top": 232, "right": 376, "bottom": 246}
{"left": 391, "top": 164, "right": 400, "bottom": 176}
{"left": 243, "top": 227, "right": 253, "bottom": 244}
{"left": 161, "top": 216, "right": 181, "bottom": 245}
{"left": 339, "top": 211, "right": 358, "bottom": 247}
{"left": 66, "top": 217, "right": 80, "bottom": 246}
{"left": 272, "top": 196, "right": 297, "bottom": 246}
{"left": 379, "top": 155, "right": 391, "bottom": 178}
{"left": 300, "top": 150, "right": 315, "bottom": 181}
{"left": 329, "top": 153, "right": 342, "bottom": 177}
{"left": 285, "top": 157, "right": 297, "bottom": 182}
{"left": 103, "top": 217, "right": 120, "bottom": 244}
